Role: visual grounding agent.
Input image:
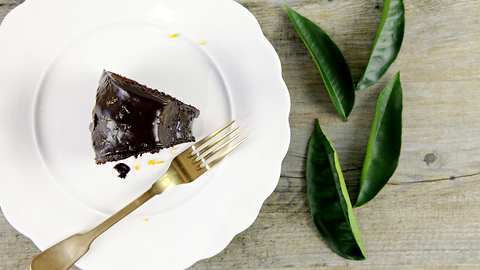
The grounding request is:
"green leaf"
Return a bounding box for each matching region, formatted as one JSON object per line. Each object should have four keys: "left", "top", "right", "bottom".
{"left": 306, "top": 119, "right": 367, "bottom": 260}
{"left": 286, "top": 5, "right": 355, "bottom": 121}
{"left": 356, "top": 0, "right": 405, "bottom": 90}
{"left": 354, "top": 72, "right": 403, "bottom": 208}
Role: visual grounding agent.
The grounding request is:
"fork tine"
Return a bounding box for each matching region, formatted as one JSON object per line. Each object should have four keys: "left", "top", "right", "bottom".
{"left": 192, "top": 120, "right": 235, "bottom": 150}
{"left": 202, "top": 131, "right": 243, "bottom": 161}
{"left": 194, "top": 126, "right": 239, "bottom": 157}
{"left": 203, "top": 137, "right": 247, "bottom": 169}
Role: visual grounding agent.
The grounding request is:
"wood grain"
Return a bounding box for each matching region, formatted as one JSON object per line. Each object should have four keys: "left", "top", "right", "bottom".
{"left": 1, "top": 0, "right": 479, "bottom": 269}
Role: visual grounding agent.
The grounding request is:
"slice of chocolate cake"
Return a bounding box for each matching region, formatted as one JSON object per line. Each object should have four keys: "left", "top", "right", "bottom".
{"left": 91, "top": 70, "right": 200, "bottom": 164}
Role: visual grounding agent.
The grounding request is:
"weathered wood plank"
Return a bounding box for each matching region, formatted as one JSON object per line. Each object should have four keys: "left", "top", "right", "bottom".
{"left": 1, "top": 0, "right": 479, "bottom": 269}
{"left": 196, "top": 0, "right": 480, "bottom": 268}
{"left": 248, "top": 266, "right": 480, "bottom": 270}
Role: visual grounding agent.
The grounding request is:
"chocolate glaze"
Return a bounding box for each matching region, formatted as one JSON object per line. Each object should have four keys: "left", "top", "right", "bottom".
{"left": 91, "top": 70, "right": 200, "bottom": 164}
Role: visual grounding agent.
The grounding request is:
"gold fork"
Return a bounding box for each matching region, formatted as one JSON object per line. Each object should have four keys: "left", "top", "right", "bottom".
{"left": 30, "top": 121, "right": 246, "bottom": 270}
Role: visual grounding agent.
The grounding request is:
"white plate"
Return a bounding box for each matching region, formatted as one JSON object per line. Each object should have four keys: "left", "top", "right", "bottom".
{"left": 0, "top": 0, "right": 290, "bottom": 269}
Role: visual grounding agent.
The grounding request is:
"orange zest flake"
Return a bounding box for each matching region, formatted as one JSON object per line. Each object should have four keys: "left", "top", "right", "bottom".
{"left": 199, "top": 40, "right": 206, "bottom": 45}
{"left": 169, "top": 33, "right": 178, "bottom": 38}
{"left": 148, "top": 159, "right": 165, "bottom": 165}
{"left": 134, "top": 159, "right": 139, "bottom": 170}
{"left": 172, "top": 147, "right": 178, "bottom": 155}
{"left": 102, "top": 115, "right": 111, "bottom": 123}
{"left": 144, "top": 218, "right": 149, "bottom": 221}
{"left": 106, "top": 97, "right": 118, "bottom": 105}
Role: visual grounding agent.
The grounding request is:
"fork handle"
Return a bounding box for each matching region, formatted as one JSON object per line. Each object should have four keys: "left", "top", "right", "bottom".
{"left": 30, "top": 179, "right": 165, "bottom": 270}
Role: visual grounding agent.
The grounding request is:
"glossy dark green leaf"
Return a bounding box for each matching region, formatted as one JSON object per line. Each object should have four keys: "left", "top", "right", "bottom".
{"left": 286, "top": 5, "right": 355, "bottom": 121}
{"left": 306, "top": 119, "right": 367, "bottom": 260}
{"left": 354, "top": 72, "right": 403, "bottom": 208}
{"left": 356, "top": 0, "right": 405, "bottom": 90}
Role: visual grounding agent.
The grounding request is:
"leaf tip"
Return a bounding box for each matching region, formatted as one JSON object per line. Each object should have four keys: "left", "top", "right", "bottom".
{"left": 355, "top": 82, "right": 365, "bottom": 91}
{"left": 285, "top": 4, "right": 293, "bottom": 14}
{"left": 353, "top": 200, "right": 365, "bottom": 208}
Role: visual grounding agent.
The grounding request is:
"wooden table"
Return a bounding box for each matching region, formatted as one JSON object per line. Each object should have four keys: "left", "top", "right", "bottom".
{"left": 1, "top": 0, "right": 479, "bottom": 269}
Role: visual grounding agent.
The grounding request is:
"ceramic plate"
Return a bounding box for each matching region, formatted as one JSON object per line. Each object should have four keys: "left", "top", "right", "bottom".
{"left": 0, "top": 0, "right": 290, "bottom": 269}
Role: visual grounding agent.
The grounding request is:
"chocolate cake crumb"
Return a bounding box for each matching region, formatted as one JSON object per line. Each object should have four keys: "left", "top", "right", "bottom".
{"left": 114, "top": 163, "right": 131, "bottom": 179}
